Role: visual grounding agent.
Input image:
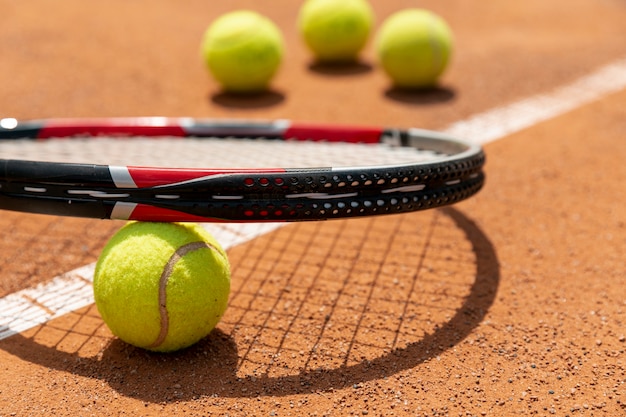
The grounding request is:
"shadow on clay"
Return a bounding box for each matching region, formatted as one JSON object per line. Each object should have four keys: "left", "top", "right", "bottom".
{"left": 384, "top": 85, "right": 456, "bottom": 105}
{"left": 210, "top": 89, "right": 286, "bottom": 109}
{"left": 307, "top": 60, "right": 374, "bottom": 77}
{"left": 1, "top": 207, "right": 499, "bottom": 402}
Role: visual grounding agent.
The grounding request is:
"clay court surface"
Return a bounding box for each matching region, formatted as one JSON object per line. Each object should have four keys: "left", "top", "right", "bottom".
{"left": 1, "top": 0, "right": 625, "bottom": 415}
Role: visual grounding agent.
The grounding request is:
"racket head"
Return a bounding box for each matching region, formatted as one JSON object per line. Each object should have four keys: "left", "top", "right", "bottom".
{"left": 0, "top": 118, "right": 485, "bottom": 222}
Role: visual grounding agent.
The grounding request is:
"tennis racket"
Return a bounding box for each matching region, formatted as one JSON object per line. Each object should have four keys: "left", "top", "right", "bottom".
{"left": 0, "top": 117, "right": 484, "bottom": 222}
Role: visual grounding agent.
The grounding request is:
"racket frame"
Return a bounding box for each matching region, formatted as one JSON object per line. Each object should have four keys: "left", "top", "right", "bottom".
{"left": 0, "top": 117, "right": 485, "bottom": 222}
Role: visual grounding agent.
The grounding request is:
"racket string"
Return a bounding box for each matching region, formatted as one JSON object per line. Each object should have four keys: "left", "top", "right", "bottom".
{"left": 0, "top": 138, "right": 446, "bottom": 168}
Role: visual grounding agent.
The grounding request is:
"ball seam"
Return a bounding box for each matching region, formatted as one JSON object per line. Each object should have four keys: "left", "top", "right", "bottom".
{"left": 146, "top": 240, "right": 213, "bottom": 349}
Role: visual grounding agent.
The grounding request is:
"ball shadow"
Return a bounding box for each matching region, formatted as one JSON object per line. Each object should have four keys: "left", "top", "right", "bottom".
{"left": 210, "top": 89, "right": 285, "bottom": 109}
{"left": 0, "top": 328, "right": 239, "bottom": 403}
{"left": 384, "top": 85, "right": 456, "bottom": 105}
{"left": 307, "top": 60, "right": 373, "bottom": 77}
{"left": 1, "top": 207, "right": 499, "bottom": 402}
{"left": 99, "top": 329, "right": 239, "bottom": 401}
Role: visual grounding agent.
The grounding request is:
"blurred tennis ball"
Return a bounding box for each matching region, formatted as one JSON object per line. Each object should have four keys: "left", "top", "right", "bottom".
{"left": 298, "top": 0, "right": 374, "bottom": 63}
{"left": 376, "top": 9, "right": 453, "bottom": 88}
{"left": 93, "top": 222, "right": 231, "bottom": 352}
{"left": 201, "top": 10, "right": 284, "bottom": 93}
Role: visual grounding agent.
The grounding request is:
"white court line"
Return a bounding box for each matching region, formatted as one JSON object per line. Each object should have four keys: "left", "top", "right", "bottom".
{"left": 443, "top": 57, "right": 626, "bottom": 144}
{"left": 1, "top": 56, "right": 626, "bottom": 341}
{"left": 0, "top": 223, "right": 283, "bottom": 340}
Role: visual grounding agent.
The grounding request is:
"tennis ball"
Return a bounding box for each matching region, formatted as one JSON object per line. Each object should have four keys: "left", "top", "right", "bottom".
{"left": 376, "top": 9, "right": 453, "bottom": 88}
{"left": 93, "top": 222, "right": 230, "bottom": 353}
{"left": 298, "top": 0, "right": 374, "bottom": 63}
{"left": 201, "top": 10, "right": 284, "bottom": 92}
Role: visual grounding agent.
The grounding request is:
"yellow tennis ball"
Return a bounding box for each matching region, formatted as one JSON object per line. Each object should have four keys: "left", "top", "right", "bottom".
{"left": 298, "top": 0, "right": 374, "bottom": 63}
{"left": 93, "top": 222, "right": 230, "bottom": 353}
{"left": 201, "top": 10, "right": 284, "bottom": 92}
{"left": 376, "top": 9, "right": 453, "bottom": 88}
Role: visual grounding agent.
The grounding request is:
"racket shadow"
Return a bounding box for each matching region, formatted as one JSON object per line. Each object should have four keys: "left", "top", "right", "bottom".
{"left": 0, "top": 207, "right": 499, "bottom": 402}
